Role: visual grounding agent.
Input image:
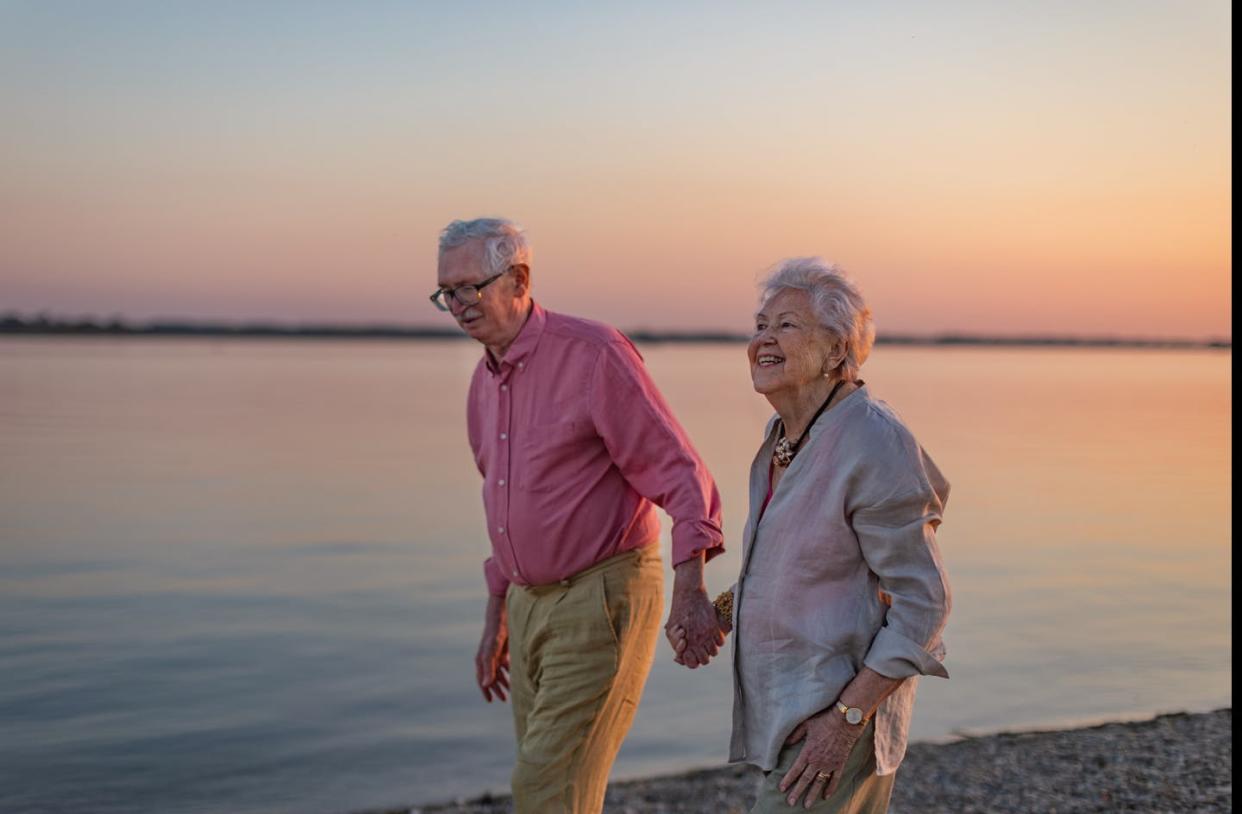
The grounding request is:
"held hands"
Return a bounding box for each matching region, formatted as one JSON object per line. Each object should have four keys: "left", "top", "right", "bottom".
{"left": 666, "top": 586, "right": 731, "bottom": 668}
{"left": 475, "top": 597, "right": 510, "bottom": 703}
{"left": 664, "top": 589, "right": 726, "bottom": 668}
{"left": 663, "top": 557, "right": 725, "bottom": 668}
{"left": 778, "top": 707, "right": 866, "bottom": 808}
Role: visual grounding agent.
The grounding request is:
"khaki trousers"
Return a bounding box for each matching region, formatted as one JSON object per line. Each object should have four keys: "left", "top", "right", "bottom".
{"left": 506, "top": 545, "right": 664, "bottom": 814}
{"left": 751, "top": 721, "right": 896, "bottom": 814}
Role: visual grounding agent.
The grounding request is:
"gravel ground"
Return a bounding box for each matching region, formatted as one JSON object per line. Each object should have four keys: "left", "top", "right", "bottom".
{"left": 391, "top": 708, "right": 1230, "bottom": 814}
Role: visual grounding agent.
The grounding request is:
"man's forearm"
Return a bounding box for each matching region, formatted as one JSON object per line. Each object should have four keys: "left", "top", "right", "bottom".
{"left": 672, "top": 553, "right": 706, "bottom": 596}
{"left": 485, "top": 593, "right": 507, "bottom": 626}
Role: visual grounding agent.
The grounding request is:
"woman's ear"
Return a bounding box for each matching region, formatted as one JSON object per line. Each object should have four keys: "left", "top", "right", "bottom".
{"left": 823, "top": 340, "right": 846, "bottom": 375}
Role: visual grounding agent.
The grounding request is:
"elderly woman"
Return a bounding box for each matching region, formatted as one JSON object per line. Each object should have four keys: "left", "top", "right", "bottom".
{"left": 673, "top": 258, "right": 951, "bottom": 812}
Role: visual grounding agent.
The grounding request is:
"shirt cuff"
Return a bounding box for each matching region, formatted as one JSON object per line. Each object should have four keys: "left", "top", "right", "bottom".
{"left": 863, "top": 626, "right": 949, "bottom": 679}
{"left": 483, "top": 557, "right": 511, "bottom": 598}
{"left": 670, "top": 519, "right": 725, "bottom": 568}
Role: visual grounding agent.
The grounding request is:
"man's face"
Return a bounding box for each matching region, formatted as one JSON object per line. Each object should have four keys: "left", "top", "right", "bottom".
{"left": 436, "top": 239, "right": 527, "bottom": 349}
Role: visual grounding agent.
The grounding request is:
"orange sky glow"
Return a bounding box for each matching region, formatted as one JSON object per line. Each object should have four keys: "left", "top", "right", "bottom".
{"left": 0, "top": 2, "right": 1231, "bottom": 338}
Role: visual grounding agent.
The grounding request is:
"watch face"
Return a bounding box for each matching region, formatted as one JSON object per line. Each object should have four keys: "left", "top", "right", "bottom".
{"left": 846, "top": 707, "right": 863, "bottom": 725}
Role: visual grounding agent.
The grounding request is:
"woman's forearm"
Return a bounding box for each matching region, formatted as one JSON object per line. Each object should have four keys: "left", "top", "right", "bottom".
{"left": 837, "top": 667, "right": 905, "bottom": 720}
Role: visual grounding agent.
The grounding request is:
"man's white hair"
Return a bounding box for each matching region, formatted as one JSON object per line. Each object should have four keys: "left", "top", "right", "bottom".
{"left": 759, "top": 257, "right": 876, "bottom": 382}
{"left": 438, "top": 218, "right": 533, "bottom": 278}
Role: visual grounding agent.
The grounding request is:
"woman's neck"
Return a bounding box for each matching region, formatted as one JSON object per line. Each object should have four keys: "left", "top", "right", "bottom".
{"left": 769, "top": 376, "right": 844, "bottom": 441}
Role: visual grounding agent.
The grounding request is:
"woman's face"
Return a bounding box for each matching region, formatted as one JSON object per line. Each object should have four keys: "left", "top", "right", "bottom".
{"left": 748, "top": 288, "right": 837, "bottom": 397}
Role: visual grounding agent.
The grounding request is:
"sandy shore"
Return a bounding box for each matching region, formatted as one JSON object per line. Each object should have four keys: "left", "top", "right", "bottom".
{"left": 390, "top": 708, "right": 1230, "bottom": 813}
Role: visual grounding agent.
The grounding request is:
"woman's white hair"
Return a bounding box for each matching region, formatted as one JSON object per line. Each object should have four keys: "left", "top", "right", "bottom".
{"left": 438, "top": 217, "right": 533, "bottom": 277}
{"left": 759, "top": 257, "right": 876, "bottom": 382}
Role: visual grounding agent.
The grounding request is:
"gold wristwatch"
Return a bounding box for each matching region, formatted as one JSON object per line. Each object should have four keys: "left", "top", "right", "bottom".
{"left": 835, "top": 700, "right": 867, "bottom": 726}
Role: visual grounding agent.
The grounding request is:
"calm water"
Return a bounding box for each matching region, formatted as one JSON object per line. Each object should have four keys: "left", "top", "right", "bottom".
{"left": 0, "top": 338, "right": 1231, "bottom": 814}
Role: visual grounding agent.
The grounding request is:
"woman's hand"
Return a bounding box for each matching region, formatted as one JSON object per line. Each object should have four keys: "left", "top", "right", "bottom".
{"left": 666, "top": 609, "right": 730, "bottom": 666}
{"left": 666, "top": 586, "right": 732, "bottom": 667}
{"left": 778, "top": 707, "right": 866, "bottom": 808}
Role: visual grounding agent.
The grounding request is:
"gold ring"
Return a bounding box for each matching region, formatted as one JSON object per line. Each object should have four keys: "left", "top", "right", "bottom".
{"left": 815, "top": 771, "right": 830, "bottom": 781}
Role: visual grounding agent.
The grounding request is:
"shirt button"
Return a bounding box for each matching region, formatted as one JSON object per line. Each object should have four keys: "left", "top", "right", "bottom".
{"left": 501, "top": 384, "right": 508, "bottom": 391}
{"left": 498, "top": 526, "right": 505, "bottom": 534}
{"left": 517, "top": 362, "right": 524, "bottom": 369}
{"left": 498, "top": 479, "right": 506, "bottom": 486}
{"left": 499, "top": 433, "right": 507, "bottom": 440}
{"left": 513, "top": 570, "right": 519, "bottom": 577}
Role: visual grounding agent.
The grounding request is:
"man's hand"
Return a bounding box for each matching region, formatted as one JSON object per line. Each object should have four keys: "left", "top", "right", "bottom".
{"left": 475, "top": 595, "right": 510, "bottom": 703}
{"left": 664, "top": 556, "right": 725, "bottom": 669}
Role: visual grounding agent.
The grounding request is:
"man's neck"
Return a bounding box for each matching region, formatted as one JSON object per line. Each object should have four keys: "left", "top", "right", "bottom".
{"left": 486, "top": 300, "right": 534, "bottom": 361}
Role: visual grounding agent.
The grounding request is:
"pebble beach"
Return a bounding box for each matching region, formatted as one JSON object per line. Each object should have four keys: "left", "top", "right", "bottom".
{"left": 390, "top": 708, "right": 1231, "bottom": 814}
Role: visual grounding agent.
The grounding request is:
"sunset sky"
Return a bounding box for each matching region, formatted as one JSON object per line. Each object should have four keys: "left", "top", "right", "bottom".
{"left": 1, "top": 1, "right": 1231, "bottom": 337}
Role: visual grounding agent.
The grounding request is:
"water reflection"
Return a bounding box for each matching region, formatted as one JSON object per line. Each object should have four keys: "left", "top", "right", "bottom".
{"left": 0, "top": 339, "right": 1230, "bottom": 813}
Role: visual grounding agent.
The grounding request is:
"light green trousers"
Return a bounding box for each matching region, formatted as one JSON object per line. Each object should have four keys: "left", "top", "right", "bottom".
{"left": 750, "top": 721, "right": 896, "bottom": 814}
{"left": 506, "top": 545, "right": 664, "bottom": 814}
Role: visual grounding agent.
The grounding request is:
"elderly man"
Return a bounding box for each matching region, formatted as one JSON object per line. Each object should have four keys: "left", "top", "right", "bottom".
{"left": 432, "top": 217, "right": 726, "bottom": 813}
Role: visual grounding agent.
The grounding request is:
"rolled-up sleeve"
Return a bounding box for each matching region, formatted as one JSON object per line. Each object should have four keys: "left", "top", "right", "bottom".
{"left": 855, "top": 486, "right": 952, "bottom": 679}
{"left": 589, "top": 339, "right": 724, "bottom": 566}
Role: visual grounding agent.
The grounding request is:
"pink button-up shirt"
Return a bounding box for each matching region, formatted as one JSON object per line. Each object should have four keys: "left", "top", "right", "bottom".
{"left": 466, "top": 302, "right": 724, "bottom": 596}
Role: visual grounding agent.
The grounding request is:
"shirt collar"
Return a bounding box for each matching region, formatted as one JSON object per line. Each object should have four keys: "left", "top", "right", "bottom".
{"left": 763, "top": 381, "right": 870, "bottom": 445}
{"left": 484, "top": 301, "right": 546, "bottom": 376}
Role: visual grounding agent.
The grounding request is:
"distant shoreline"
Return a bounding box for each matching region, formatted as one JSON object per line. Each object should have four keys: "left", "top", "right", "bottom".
{"left": 0, "top": 318, "right": 1230, "bottom": 350}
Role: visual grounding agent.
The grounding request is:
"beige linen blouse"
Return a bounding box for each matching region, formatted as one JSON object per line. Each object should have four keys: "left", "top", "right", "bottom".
{"left": 729, "top": 384, "right": 951, "bottom": 775}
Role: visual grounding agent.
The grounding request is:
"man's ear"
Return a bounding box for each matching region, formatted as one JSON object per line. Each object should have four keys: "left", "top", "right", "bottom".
{"left": 510, "top": 264, "right": 531, "bottom": 296}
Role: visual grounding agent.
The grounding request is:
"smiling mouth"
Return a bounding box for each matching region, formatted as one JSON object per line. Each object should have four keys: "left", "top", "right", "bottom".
{"left": 756, "top": 354, "right": 785, "bottom": 367}
{"left": 459, "top": 311, "right": 483, "bottom": 325}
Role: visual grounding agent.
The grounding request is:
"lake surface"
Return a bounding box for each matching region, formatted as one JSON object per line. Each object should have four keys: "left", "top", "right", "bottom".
{"left": 0, "top": 338, "right": 1231, "bottom": 814}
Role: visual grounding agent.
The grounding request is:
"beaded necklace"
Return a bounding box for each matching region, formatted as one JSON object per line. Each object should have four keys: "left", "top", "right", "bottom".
{"left": 772, "top": 379, "right": 847, "bottom": 468}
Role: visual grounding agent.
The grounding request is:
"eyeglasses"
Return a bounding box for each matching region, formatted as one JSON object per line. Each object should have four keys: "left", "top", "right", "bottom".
{"left": 429, "top": 268, "right": 511, "bottom": 312}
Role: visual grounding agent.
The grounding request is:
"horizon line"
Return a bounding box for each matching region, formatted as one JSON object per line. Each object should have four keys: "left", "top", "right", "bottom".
{"left": 0, "top": 313, "right": 1230, "bottom": 350}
